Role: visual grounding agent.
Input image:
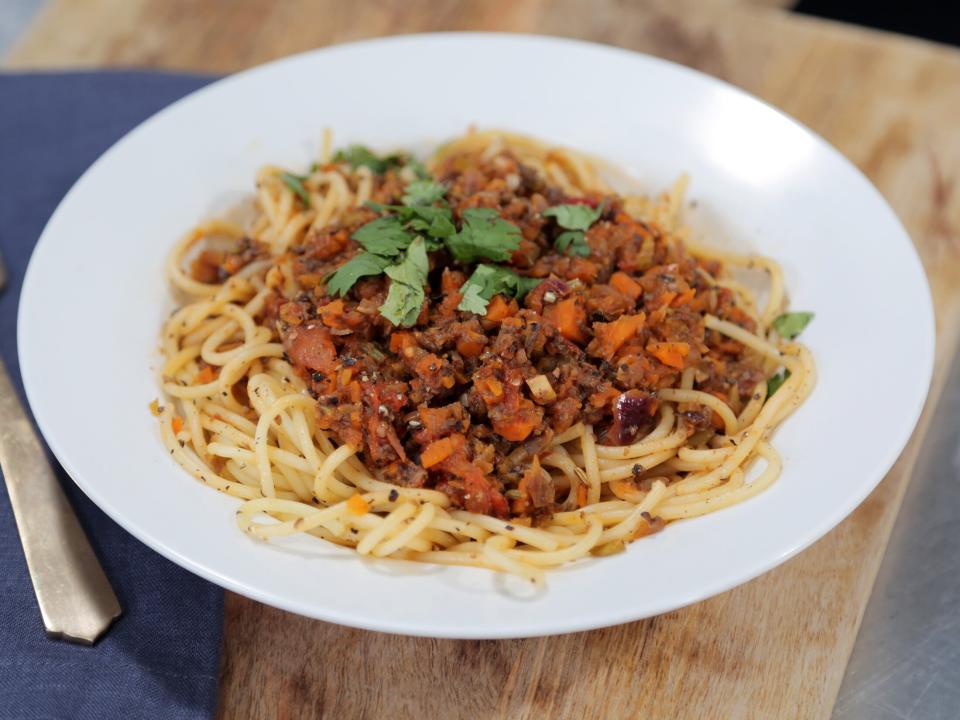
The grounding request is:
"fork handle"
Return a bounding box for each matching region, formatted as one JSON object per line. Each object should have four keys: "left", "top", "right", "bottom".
{"left": 0, "top": 358, "right": 121, "bottom": 643}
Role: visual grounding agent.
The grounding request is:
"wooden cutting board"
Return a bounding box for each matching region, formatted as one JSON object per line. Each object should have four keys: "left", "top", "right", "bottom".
{"left": 8, "top": 1, "right": 960, "bottom": 717}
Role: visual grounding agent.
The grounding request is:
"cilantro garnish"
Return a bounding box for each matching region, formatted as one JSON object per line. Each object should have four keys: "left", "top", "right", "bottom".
{"left": 446, "top": 208, "right": 522, "bottom": 263}
{"left": 326, "top": 253, "right": 393, "bottom": 297}
{"left": 366, "top": 202, "right": 455, "bottom": 240}
{"left": 351, "top": 217, "right": 413, "bottom": 257}
{"left": 771, "top": 312, "right": 814, "bottom": 340}
{"left": 402, "top": 180, "right": 446, "bottom": 207}
{"left": 544, "top": 203, "right": 604, "bottom": 231}
{"left": 544, "top": 202, "right": 604, "bottom": 257}
{"left": 379, "top": 238, "right": 429, "bottom": 327}
{"left": 332, "top": 145, "right": 433, "bottom": 180}
{"left": 457, "top": 265, "right": 542, "bottom": 315}
{"left": 555, "top": 230, "right": 591, "bottom": 257}
{"left": 406, "top": 160, "right": 432, "bottom": 180}
{"left": 407, "top": 207, "right": 456, "bottom": 240}
{"left": 278, "top": 172, "right": 311, "bottom": 206}
{"left": 332, "top": 145, "right": 405, "bottom": 174}
{"left": 325, "top": 177, "right": 526, "bottom": 325}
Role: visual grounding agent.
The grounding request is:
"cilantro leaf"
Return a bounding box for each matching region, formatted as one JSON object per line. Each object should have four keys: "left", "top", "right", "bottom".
{"left": 351, "top": 217, "right": 413, "bottom": 257}
{"left": 380, "top": 282, "right": 424, "bottom": 328}
{"left": 457, "top": 264, "right": 542, "bottom": 315}
{"left": 333, "top": 145, "right": 405, "bottom": 174}
{"left": 544, "top": 203, "right": 603, "bottom": 231}
{"left": 458, "top": 282, "right": 490, "bottom": 315}
{"left": 406, "top": 206, "right": 456, "bottom": 239}
{"left": 402, "top": 180, "right": 446, "bottom": 207}
{"left": 363, "top": 201, "right": 455, "bottom": 240}
{"left": 326, "top": 253, "right": 393, "bottom": 297}
{"left": 406, "top": 160, "right": 432, "bottom": 180}
{"left": 555, "top": 230, "right": 591, "bottom": 257}
{"left": 767, "top": 369, "right": 791, "bottom": 398}
{"left": 772, "top": 311, "right": 814, "bottom": 340}
{"left": 446, "top": 208, "right": 521, "bottom": 263}
{"left": 379, "top": 238, "right": 429, "bottom": 327}
{"left": 279, "top": 172, "right": 311, "bottom": 206}
{"left": 385, "top": 237, "right": 429, "bottom": 287}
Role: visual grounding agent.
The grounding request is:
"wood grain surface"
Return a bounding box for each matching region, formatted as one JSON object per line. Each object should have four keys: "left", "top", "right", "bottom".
{"left": 8, "top": 2, "right": 960, "bottom": 718}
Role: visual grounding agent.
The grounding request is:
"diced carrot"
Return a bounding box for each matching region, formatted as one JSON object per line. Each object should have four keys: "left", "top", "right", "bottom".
{"left": 441, "top": 268, "right": 467, "bottom": 293}
{"left": 648, "top": 341, "right": 690, "bottom": 369}
{"left": 421, "top": 436, "right": 459, "bottom": 468}
{"left": 494, "top": 417, "right": 538, "bottom": 442}
{"left": 194, "top": 366, "right": 216, "bottom": 384}
{"left": 318, "top": 299, "right": 347, "bottom": 328}
{"left": 672, "top": 288, "right": 696, "bottom": 306}
{"left": 577, "top": 483, "right": 588, "bottom": 508}
{"left": 456, "top": 337, "right": 486, "bottom": 358}
{"left": 347, "top": 494, "right": 370, "bottom": 516}
{"left": 348, "top": 381, "right": 362, "bottom": 403}
{"left": 171, "top": 416, "right": 184, "bottom": 434}
{"left": 589, "top": 313, "right": 645, "bottom": 360}
{"left": 569, "top": 258, "right": 599, "bottom": 283}
{"left": 389, "top": 331, "right": 418, "bottom": 355}
{"left": 545, "top": 297, "right": 588, "bottom": 344}
{"left": 610, "top": 272, "right": 643, "bottom": 301}
{"left": 484, "top": 377, "right": 503, "bottom": 398}
{"left": 658, "top": 290, "right": 678, "bottom": 308}
{"left": 485, "top": 295, "right": 515, "bottom": 322}
{"left": 296, "top": 273, "right": 322, "bottom": 290}
{"left": 415, "top": 353, "right": 443, "bottom": 378}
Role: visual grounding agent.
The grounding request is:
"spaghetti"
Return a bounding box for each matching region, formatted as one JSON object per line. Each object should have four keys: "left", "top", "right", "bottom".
{"left": 156, "top": 130, "right": 815, "bottom": 585}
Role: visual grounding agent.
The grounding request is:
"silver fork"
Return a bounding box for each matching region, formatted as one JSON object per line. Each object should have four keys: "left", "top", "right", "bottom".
{"left": 0, "top": 251, "right": 121, "bottom": 643}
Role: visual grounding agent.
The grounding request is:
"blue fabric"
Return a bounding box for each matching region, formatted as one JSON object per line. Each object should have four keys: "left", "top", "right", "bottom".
{"left": 0, "top": 72, "right": 224, "bottom": 720}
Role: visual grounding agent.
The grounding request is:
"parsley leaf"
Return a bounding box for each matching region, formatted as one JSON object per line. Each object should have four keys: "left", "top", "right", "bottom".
{"left": 772, "top": 311, "right": 814, "bottom": 339}
{"left": 457, "top": 264, "right": 542, "bottom": 315}
{"left": 555, "top": 230, "right": 591, "bottom": 257}
{"left": 326, "top": 253, "right": 393, "bottom": 297}
{"left": 458, "top": 281, "right": 492, "bottom": 315}
{"left": 351, "top": 217, "right": 414, "bottom": 257}
{"left": 406, "top": 206, "right": 456, "bottom": 239}
{"left": 446, "top": 208, "right": 521, "bottom": 263}
{"left": 767, "top": 369, "right": 791, "bottom": 398}
{"left": 364, "top": 201, "right": 456, "bottom": 241}
{"left": 407, "top": 160, "right": 432, "bottom": 180}
{"left": 544, "top": 203, "right": 603, "bottom": 231}
{"left": 402, "top": 180, "right": 446, "bottom": 207}
{"left": 379, "top": 238, "right": 429, "bottom": 327}
{"left": 279, "top": 172, "right": 311, "bottom": 206}
{"left": 333, "top": 145, "right": 405, "bottom": 174}
{"left": 385, "top": 237, "right": 429, "bottom": 286}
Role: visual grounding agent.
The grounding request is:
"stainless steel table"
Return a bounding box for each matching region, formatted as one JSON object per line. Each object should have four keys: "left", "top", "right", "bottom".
{"left": 835, "top": 354, "right": 960, "bottom": 719}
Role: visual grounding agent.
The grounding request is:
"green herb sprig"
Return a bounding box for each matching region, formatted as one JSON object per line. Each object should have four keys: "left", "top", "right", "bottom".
{"left": 325, "top": 170, "right": 539, "bottom": 325}
{"left": 544, "top": 202, "right": 604, "bottom": 257}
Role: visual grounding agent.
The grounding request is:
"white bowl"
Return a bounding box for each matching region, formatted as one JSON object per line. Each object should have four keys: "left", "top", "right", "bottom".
{"left": 18, "top": 34, "right": 934, "bottom": 638}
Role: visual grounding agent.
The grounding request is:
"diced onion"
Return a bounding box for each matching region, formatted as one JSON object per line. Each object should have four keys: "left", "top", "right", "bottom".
{"left": 526, "top": 374, "right": 557, "bottom": 402}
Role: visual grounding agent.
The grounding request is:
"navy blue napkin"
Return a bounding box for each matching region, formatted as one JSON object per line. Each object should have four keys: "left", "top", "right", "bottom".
{"left": 0, "top": 72, "right": 224, "bottom": 720}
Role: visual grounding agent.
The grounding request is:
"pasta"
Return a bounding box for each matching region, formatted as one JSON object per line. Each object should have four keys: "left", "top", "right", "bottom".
{"left": 155, "top": 129, "right": 815, "bottom": 585}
